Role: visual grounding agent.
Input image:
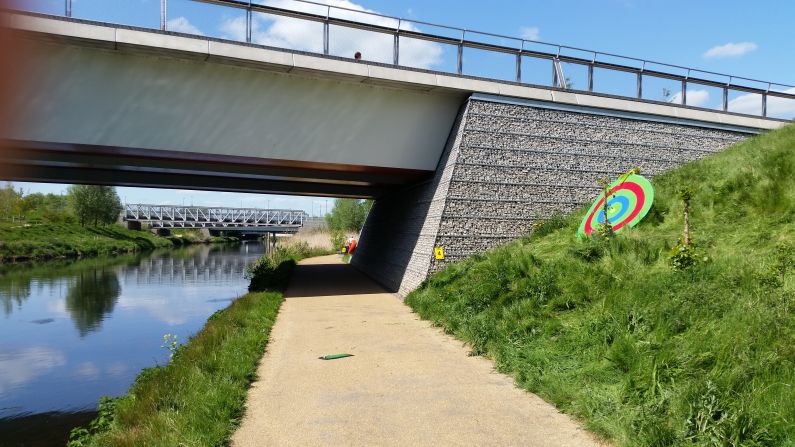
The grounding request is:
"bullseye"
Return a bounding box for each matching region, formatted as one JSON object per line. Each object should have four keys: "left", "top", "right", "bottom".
{"left": 578, "top": 173, "right": 654, "bottom": 239}
{"left": 596, "top": 196, "right": 630, "bottom": 225}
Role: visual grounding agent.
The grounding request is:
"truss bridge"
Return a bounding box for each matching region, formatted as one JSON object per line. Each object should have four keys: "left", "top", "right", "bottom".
{"left": 123, "top": 204, "right": 306, "bottom": 233}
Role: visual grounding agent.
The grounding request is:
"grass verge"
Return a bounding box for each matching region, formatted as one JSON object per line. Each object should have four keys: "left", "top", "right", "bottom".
{"left": 68, "top": 290, "right": 284, "bottom": 447}
{"left": 406, "top": 124, "right": 795, "bottom": 446}
{"left": 0, "top": 222, "right": 172, "bottom": 262}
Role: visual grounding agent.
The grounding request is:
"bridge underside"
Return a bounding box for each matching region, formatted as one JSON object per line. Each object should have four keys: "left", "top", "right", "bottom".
{"left": 1, "top": 140, "right": 431, "bottom": 198}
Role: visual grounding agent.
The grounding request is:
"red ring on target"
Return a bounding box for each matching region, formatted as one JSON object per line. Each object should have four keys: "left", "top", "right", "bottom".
{"left": 583, "top": 181, "right": 646, "bottom": 235}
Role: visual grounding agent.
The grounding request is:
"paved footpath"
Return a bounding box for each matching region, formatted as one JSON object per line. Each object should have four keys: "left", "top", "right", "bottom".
{"left": 232, "top": 255, "right": 603, "bottom": 447}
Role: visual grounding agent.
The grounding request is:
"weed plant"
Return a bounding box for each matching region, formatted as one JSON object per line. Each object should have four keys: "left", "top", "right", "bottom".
{"left": 407, "top": 124, "right": 795, "bottom": 446}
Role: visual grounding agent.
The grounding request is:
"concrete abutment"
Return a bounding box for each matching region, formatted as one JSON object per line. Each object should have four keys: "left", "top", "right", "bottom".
{"left": 353, "top": 94, "right": 753, "bottom": 296}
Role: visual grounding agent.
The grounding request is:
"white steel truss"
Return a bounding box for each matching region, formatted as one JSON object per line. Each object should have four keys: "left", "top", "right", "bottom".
{"left": 123, "top": 204, "right": 306, "bottom": 229}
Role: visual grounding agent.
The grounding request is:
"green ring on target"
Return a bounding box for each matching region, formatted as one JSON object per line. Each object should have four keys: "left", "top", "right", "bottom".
{"left": 577, "top": 173, "right": 654, "bottom": 239}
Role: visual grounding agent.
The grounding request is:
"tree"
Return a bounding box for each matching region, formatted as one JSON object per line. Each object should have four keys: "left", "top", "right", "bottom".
{"left": 67, "top": 185, "right": 122, "bottom": 226}
{"left": 0, "top": 182, "right": 22, "bottom": 217}
{"left": 324, "top": 199, "right": 372, "bottom": 233}
{"left": 65, "top": 268, "right": 121, "bottom": 337}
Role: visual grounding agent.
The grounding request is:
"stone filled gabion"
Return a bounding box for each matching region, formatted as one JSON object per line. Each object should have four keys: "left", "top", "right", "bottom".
{"left": 353, "top": 97, "right": 750, "bottom": 296}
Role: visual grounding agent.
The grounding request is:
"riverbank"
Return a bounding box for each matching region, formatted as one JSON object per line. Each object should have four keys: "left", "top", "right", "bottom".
{"left": 0, "top": 221, "right": 172, "bottom": 262}
{"left": 167, "top": 228, "right": 240, "bottom": 246}
{"left": 65, "top": 247, "right": 304, "bottom": 446}
{"left": 0, "top": 222, "right": 241, "bottom": 262}
{"left": 1, "top": 243, "right": 265, "bottom": 447}
{"left": 67, "top": 289, "right": 284, "bottom": 446}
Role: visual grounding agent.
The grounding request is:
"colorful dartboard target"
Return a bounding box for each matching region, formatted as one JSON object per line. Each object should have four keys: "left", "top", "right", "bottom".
{"left": 577, "top": 173, "right": 654, "bottom": 239}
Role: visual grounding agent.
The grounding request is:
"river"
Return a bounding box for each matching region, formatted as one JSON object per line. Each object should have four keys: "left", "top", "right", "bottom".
{"left": 0, "top": 242, "right": 266, "bottom": 446}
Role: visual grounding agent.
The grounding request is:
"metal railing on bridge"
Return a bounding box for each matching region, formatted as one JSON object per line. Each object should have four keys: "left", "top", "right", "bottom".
{"left": 39, "top": 0, "right": 795, "bottom": 120}
{"left": 123, "top": 204, "right": 305, "bottom": 230}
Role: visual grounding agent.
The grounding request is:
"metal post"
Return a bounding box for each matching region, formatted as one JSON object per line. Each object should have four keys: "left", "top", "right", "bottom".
{"left": 323, "top": 7, "right": 330, "bottom": 55}
{"left": 160, "top": 0, "right": 167, "bottom": 31}
{"left": 246, "top": 4, "right": 252, "bottom": 43}
{"left": 393, "top": 20, "right": 400, "bottom": 65}
{"left": 457, "top": 31, "right": 465, "bottom": 75}
{"left": 636, "top": 72, "right": 643, "bottom": 99}
{"left": 762, "top": 93, "right": 768, "bottom": 117}
{"left": 587, "top": 64, "right": 594, "bottom": 92}
{"left": 65, "top": 0, "right": 72, "bottom": 17}
{"left": 515, "top": 52, "right": 522, "bottom": 82}
{"left": 681, "top": 79, "right": 687, "bottom": 105}
{"left": 722, "top": 86, "right": 729, "bottom": 112}
{"left": 552, "top": 59, "right": 558, "bottom": 87}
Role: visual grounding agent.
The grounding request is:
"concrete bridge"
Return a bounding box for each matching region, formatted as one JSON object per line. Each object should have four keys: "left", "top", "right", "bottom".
{"left": 1, "top": 1, "right": 793, "bottom": 294}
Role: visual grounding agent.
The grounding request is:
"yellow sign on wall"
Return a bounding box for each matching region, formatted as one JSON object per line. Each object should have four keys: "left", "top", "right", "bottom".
{"left": 434, "top": 247, "right": 445, "bottom": 260}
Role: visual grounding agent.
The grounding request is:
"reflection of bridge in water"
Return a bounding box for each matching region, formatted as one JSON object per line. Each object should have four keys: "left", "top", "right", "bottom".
{"left": 123, "top": 204, "right": 306, "bottom": 233}
{"left": 118, "top": 248, "right": 262, "bottom": 285}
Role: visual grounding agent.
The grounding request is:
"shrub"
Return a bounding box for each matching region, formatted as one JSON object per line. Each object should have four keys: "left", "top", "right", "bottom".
{"left": 245, "top": 255, "right": 296, "bottom": 292}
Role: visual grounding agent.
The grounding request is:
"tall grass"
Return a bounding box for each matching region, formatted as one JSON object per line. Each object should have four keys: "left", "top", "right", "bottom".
{"left": 281, "top": 230, "right": 334, "bottom": 251}
{"left": 407, "top": 124, "right": 795, "bottom": 446}
{"left": 246, "top": 239, "right": 334, "bottom": 291}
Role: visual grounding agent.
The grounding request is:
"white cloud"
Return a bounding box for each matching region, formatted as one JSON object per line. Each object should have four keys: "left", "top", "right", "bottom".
{"left": 219, "top": 0, "right": 442, "bottom": 69}
{"left": 728, "top": 87, "right": 795, "bottom": 118}
{"left": 520, "top": 26, "right": 540, "bottom": 41}
{"left": 167, "top": 17, "right": 203, "bottom": 35}
{"left": 0, "top": 347, "right": 65, "bottom": 394}
{"left": 75, "top": 361, "right": 100, "bottom": 379}
{"left": 703, "top": 42, "right": 757, "bottom": 58}
{"left": 669, "top": 89, "right": 710, "bottom": 107}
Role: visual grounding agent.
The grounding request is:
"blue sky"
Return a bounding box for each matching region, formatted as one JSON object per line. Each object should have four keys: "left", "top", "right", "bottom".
{"left": 12, "top": 0, "right": 795, "bottom": 213}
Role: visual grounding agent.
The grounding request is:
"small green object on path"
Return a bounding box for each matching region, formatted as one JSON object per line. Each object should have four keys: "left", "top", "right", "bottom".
{"left": 318, "top": 353, "right": 354, "bottom": 360}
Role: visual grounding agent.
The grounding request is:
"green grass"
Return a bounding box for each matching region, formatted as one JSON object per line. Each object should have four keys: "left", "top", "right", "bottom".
{"left": 0, "top": 222, "right": 172, "bottom": 262}
{"left": 69, "top": 290, "right": 284, "bottom": 447}
{"left": 406, "top": 124, "right": 795, "bottom": 446}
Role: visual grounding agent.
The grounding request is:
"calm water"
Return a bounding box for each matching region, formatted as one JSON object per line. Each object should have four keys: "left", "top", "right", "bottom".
{"left": 0, "top": 242, "right": 265, "bottom": 446}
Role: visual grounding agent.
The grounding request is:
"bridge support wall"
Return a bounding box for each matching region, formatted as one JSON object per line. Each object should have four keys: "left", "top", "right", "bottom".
{"left": 353, "top": 95, "right": 752, "bottom": 296}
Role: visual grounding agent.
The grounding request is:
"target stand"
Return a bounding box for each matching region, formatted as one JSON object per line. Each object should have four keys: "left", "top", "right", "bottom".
{"left": 577, "top": 173, "right": 654, "bottom": 239}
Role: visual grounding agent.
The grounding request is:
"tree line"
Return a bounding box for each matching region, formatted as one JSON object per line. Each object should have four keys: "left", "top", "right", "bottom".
{"left": 0, "top": 183, "right": 122, "bottom": 226}
{"left": 324, "top": 199, "right": 371, "bottom": 233}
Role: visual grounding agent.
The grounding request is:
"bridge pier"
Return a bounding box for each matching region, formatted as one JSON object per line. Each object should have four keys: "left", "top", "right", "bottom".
{"left": 353, "top": 94, "right": 752, "bottom": 296}
{"left": 126, "top": 220, "right": 142, "bottom": 231}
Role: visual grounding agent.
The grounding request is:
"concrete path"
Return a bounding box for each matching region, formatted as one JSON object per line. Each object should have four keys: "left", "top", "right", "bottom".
{"left": 232, "top": 255, "right": 603, "bottom": 446}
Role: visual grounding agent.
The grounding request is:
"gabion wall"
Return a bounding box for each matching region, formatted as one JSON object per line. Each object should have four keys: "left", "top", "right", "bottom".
{"left": 353, "top": 96, "right": 750, "bottom": 296}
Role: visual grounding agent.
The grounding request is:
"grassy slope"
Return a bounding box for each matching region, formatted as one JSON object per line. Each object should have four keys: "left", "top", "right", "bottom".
{"left": 407, "top": 124, "right": 795, "bottom": 446}
{"left": 0, "top": 222, "right": 172, "bottom": 261}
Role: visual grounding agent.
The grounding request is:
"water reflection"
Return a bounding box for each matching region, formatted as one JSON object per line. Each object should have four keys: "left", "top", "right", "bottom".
{"left": 0, "top": 277, "right": 30, "bottom": 315}
{"left": 0, "top": 242, "right": 264, "bottom": 446}
{"left": 65, "top": 268, "right": 121, "bottom": 337}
